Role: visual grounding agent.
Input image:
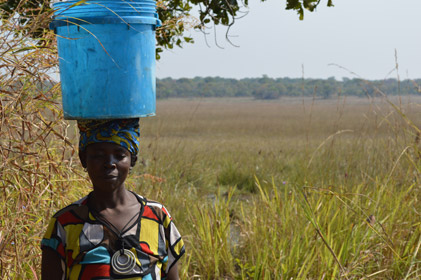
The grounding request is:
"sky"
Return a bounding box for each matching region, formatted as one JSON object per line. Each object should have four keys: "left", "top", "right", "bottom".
{"left": 156, "top": 0, "right": 421, "bottom": 80}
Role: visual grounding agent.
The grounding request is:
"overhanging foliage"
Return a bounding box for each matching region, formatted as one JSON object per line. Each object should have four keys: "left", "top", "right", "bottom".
{"left": 0, "top": 0, "right": 334, "bottom": 57}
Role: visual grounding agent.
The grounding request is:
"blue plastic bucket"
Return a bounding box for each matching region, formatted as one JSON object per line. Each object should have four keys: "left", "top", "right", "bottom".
{"left": 50, "top": 0, "right": 161, "bottom": 119}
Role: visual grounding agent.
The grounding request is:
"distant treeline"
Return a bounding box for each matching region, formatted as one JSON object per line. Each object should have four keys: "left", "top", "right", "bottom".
{"left": 157, "top": 76, "right": 421, "bottom": 99}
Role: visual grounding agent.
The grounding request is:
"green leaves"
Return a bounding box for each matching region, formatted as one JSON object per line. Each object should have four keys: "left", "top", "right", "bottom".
{"left": 286, "top": 0, "right": 334, "bottom": 20}
{"left": 0, "top": 0, "right": 333, "bottom": 58}
{"left": 155, "top": 0, "right": 333, "bottom": 58}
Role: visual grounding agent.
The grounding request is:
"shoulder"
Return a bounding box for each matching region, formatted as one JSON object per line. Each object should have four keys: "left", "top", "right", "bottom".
{"left": 146, "top": 200, "right": 172, "bottom": 219}
{"left": 42, "top": 195, "right": 90, "bottom": 251}
{"left": 52, "top": 195, "right": 90, "bottom": 225}
{"left": 133, "top": 193, "right": 173, "bottom": 223}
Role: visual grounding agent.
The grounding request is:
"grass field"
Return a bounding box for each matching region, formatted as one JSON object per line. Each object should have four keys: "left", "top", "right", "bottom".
{"left": 137, "top": 96, "right": 421, "bottom": 194}
{"left": 135, "top": 96, "right": 421, "bottom": 279}
{"left": 1, "top": 96, "right": 421, "bottom": 279}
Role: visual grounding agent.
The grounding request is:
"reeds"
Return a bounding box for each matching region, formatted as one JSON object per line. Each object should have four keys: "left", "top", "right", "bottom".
{"left": 0, "top": 4, "right": 81, "bottom": 278}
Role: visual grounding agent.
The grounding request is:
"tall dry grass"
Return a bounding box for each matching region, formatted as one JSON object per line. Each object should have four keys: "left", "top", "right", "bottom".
{"left": 0, "top": 5, "right": 83, "bottom": 278}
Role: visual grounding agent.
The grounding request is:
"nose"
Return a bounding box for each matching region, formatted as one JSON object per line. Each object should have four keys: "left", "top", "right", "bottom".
{"left": 104, "top": 155, "right": 117, "bottom": 169}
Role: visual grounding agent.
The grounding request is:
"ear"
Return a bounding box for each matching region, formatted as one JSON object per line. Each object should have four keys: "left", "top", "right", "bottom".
{"left": 131, "top": 154, "right": 138, "bottom": 167}
{"left": 79, "top": 150, "right": 87, "bottom": 168}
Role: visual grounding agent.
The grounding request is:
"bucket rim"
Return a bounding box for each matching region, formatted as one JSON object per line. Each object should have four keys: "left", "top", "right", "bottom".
{"left": 52, "top": 0, "right": 157, "bottom": 7}
{"left": 54, "top": 10, "right": 157, "bottom": 16}
{"left": 50, "top": 15, "right": 161, "bottom": 29}
{"left": 52, "top": 0, "right": 157, "bottom": 4}
{"left": 52, "top": 0, "right": 157, "bottom": 17}
{"left": 64, "top": 112, "right": 156, "bottom": 120}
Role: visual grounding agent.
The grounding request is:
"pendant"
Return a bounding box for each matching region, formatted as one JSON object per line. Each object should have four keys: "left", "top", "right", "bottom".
{"left": 111, "top": 249, "right": 136, "bottom": 275}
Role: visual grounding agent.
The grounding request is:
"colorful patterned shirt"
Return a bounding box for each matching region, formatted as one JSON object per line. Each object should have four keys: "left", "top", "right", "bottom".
{"left": 41, "top": 192, "right": 185, "bottom": 279}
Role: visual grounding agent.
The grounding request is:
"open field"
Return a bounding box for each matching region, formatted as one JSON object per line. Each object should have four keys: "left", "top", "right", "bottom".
{"left": 136, "top": 96, "right": 421, "bottom": 279}
{"left": 138, "top": 96, "right": 421, "bottom": 192}
{"left": 1, "top": 96, "right": 421, "bottom": 279}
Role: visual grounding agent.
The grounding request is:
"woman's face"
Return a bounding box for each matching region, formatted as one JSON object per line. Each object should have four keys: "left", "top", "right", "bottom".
{"left": 83, "top": 142, "right": 132, "bottom": 192}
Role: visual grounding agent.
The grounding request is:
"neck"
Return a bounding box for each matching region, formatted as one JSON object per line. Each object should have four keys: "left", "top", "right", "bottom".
{"left": 90, "top": 186, "right": 132, "bottom": 211}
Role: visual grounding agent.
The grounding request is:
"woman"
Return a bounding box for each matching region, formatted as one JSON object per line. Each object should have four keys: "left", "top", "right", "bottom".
{"left": 41, "top": 119, "right": 184, "bottom": 279}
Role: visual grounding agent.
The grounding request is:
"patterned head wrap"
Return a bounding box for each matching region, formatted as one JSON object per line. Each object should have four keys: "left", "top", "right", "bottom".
{"left": 78, "top": 118, "right": 140, "bottom": 156}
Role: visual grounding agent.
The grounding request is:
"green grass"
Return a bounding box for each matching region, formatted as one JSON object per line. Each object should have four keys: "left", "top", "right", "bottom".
{"left": 130, "top": 97, "right": 420, "bottom": 279}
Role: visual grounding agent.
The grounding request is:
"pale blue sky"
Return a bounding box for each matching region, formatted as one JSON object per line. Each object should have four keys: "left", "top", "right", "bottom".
{"left": 156, "top": 0, "right": 421, "bottom": 80}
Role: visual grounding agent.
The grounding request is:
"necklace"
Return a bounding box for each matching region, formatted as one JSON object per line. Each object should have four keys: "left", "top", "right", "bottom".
{"left": 111, "top": 248, "right": 137, "bottom": 275}
{"left": 88, "top": 196, "right": 142, "bottom": 275}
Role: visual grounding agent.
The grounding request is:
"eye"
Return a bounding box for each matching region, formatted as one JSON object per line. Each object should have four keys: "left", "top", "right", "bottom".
{"left": 92, "top": 154, "right": 104, "bottom": 159}
{"left": 116, "top": 153, "right": 128, "bottom": 160}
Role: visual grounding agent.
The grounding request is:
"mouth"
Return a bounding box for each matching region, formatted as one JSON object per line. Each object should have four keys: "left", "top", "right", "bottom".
{"left": 104, "top": 174, "right": 118, "bottom": 179}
